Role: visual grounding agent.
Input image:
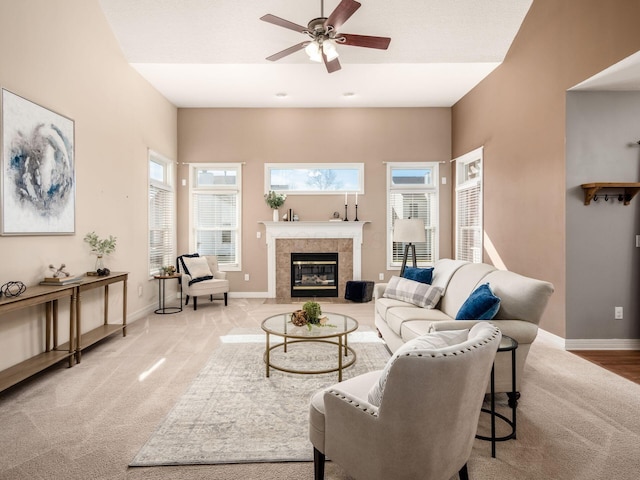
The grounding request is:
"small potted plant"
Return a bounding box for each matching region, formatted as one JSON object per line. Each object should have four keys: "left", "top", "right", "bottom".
{"left": 84, "top": 231, "right": 117, "bottom": 275}
{"left": 303, "top": 301, "right": 322, "bottom": 324}
{"left": 264, "top": 190, "right": 286, "bottom": 222}
{"left": 290, "top": 301, "right": 334, "bottom": 330}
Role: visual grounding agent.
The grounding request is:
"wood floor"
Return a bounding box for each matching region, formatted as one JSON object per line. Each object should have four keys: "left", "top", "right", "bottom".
{"left": 570, "top": 350, "right": 640, "bottom": 384}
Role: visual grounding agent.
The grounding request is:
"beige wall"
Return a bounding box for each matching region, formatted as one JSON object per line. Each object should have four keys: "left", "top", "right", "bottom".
{"left": 0, "top": 0, "right": 177, "bottom": 370}
{"left": 451, "top": 0, "right": 640, "bottom": 337}
{"left": 177, "top": 108, "right": 452, "bottom": 293}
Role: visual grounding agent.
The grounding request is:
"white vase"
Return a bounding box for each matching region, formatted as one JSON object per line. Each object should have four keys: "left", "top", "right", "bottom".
{"left": 272, "top": 209, "right": 279, "bottom": 222}
{"left": 95, "top": 254, "right": 104, "bottom": 271}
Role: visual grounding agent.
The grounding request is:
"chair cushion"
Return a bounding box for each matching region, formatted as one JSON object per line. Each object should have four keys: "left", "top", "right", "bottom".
{"left": 182, "top": 256, "right": 214, "bottom": 285}
{"left": 455, "top": 283, "right": 501, "bottom": 320}
{"left": 402, "top": 267, "right": 433, "bottom": 284}
{"left": 367, "top": 329, "right": 469, "bottom": 406}
{"left": 383, "top": 276, "right": 443, "bottom": 309}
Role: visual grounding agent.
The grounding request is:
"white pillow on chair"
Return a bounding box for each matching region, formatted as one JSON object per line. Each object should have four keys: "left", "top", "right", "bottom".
{"left": 182, "top": 256, "right": 213, "bottom": 285}
{"left": 367, "top": 329, "right": 469, "bottom": 406}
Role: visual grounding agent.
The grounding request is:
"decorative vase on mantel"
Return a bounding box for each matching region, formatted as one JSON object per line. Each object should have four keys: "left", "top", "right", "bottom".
{"left": 272, "top": 209, "right": 279, "bottom": 222}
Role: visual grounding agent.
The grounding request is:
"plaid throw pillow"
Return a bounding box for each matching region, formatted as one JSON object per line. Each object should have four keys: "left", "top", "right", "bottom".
{"left": 383, "top": 276, "right": 443, "bottom": 308}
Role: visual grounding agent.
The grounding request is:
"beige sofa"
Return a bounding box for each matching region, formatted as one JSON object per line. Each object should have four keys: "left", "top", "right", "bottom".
{"left": 374, "top": 258, "right": 554, "bottom": 396}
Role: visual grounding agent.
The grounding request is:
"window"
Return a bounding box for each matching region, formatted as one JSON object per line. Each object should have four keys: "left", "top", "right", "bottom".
{"left": 455, "top": 147, "right": 483, "bottom": 263}
{"left": 148, "top": 151, "right": 175, "bottom": 276}
{"left": 190, "top": 164, "right": 242, "bottom": 270}
{"left": 387, "top": 162, "right": 439, "bottom": 269}
{"left": 265, "top": 163, "right": 363, "bottom": 194}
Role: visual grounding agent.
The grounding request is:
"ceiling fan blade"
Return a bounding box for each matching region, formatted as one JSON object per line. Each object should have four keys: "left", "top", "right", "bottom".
{"left": 324, "top": 0, "right": 361, "bottom": 30}
{"left": 340, "top": 33, "right": 391, "bottom": 50}
{"left": 260, "top": 14, "right": 307, "bottom": 33}
{"left": 266, "top": 42, "right": 309, "bottom": 62}
{"left": 323, "top": 54, "right": 341, "bottom": 74}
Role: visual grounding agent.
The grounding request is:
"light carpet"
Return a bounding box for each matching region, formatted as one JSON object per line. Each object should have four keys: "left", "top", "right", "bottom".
{"left": 130, "top": 330, "right": 390, "bottom": 466}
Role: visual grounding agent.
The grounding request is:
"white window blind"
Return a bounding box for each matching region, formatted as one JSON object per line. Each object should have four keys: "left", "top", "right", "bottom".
{"left": 387, "top": 163, "right": 439, "bottom": 269}
{"left": 148, "top": 151, "right": 175, "bottom": 276}
{"left": 190, "top": 164, "right": 242, "bottom": 269}
{"left": 193, "top": 192, "right": 237, "bottom": 264}
{"left": 455, "top": 147, "right": 483, "bottom": 263}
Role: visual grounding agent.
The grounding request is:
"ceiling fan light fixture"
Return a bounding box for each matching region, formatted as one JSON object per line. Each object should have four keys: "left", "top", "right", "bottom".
{"left": 305, "top": 41, "right": 322, "bottom": 62}
{"left": 322, "top": 39, "right": 339, "bottom": 61}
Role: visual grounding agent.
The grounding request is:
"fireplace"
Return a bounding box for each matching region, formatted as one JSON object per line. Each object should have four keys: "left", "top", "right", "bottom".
{"left": 291, "top": 252, "right": 339, "bottom": 297}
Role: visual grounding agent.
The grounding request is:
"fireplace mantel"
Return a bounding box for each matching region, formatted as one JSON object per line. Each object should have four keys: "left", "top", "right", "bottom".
{"left": 260, "top": 221, "right": 369, "bottom": 298}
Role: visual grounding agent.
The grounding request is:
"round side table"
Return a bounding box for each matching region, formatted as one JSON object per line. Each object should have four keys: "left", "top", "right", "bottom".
{"left": 153, "top": 274, "right": 182, "bottom": 314}
{"left": 476, "top": 334, "right": 518, "bottom": 458}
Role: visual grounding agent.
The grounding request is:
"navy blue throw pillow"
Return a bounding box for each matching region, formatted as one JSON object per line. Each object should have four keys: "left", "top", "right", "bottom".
{"left": 456, "top": 283, "right": 501, "bottom": 320}
{"left": 402, "top": 267, "right": 434, "bottom": 285}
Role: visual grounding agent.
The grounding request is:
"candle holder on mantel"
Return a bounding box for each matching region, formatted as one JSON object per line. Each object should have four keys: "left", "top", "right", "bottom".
{"left": 343, "top": 204, "right": 349, "bottom": 221}
{"left": 354, "top": 204, "right": 359, "bottom": 221}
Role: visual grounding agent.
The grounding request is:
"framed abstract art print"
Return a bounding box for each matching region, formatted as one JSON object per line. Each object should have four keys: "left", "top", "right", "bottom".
{"left": 1, "top": 89, "right": 75, "bottom": 235}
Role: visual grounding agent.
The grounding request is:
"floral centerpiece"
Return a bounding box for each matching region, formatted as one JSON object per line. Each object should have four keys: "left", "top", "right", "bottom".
{"left": 84, "top": 231, "right": 117, "bottom": 275}
{"left": 290, "top": 301, "right": 334, "bottom": 330}
{"left": 264, "top": 190, "right": 287, "bottom": 221}
{"left": 162, "top": 265, "right": 177, "bottom": 276}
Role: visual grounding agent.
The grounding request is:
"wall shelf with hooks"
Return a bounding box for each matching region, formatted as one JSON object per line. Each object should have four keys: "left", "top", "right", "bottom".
{"left": 580, "top": 182, "right": 640, "bottom": 205}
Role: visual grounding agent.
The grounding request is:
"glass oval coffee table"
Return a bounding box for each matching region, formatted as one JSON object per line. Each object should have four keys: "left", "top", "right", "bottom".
{"left": 261, "top": 312, "right": 359, "bottom": 382}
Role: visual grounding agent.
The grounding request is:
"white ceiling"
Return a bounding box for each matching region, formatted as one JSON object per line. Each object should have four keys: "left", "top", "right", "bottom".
{"left": 571, "top": 50, "right": 640, "bottom": 92}
{"left": 98, "top": 0, "right": 534, "bottom": 108}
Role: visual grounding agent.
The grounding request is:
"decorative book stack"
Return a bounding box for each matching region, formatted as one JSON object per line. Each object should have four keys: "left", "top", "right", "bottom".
{"left": 40, "top": 275, "right": 84, "bottom": 286}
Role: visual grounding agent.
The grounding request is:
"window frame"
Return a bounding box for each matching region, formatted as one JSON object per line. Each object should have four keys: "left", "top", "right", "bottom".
{"left": 454, "top": 147, "right": 483, "bottom": 263}
{"left": 264, "top": 163, "right": 364, "bottom": 195}
{"left": 188, "top": 163, "right": 242, "bottom": 271}
{"left": 148, "top": 150, "right": 176, "bottom": 277}
{"left": 386, "top": 162, "right": 440, "bottom": 270}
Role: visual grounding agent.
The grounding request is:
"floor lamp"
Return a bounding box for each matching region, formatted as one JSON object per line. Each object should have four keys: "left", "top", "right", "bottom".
{"left": 393, "top": 218, "right": 426, "bottom": 277}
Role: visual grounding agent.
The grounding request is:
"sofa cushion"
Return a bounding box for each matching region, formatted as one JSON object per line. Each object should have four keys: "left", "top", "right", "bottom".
{"left": 387, "top": 306, "right": 452, "bottom": 337}
{"left": 430, "top": 259, "right": 469, "bottom": 292}
{"left": 402, "top": 267, "right": 433, "bottom": 284}
{"left": 383, "top": 276, "right": 443, "bottom": 309}
{"left": 438, "top": 263, "right": 497, "bottom": 318}
{"left": 483, "top": 270, "right": 554, "bottom": 324}
{"left": 400, "top": 316, "right": 457, "bottom": 342}
{"left": 367, "top": 329, "right": 470, "bottom": 406}
{"left": 181, "top": 256, "right": 214, "bottom": 285}
{"left": 375, "top": 296, "right": 418, "bottom": 319}
{"left": 456, "top": 283, "right": 501, "bottom": 320}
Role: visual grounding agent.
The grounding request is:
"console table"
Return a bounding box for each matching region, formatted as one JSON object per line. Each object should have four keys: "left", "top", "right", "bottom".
{"left": 75, "top": 272, "right": 128, "bottom": 363}
{"left": 0, "top": 283, "right": 76, "bottom": 392}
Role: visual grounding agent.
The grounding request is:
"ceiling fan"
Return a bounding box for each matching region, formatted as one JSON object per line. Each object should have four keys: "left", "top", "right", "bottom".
{"left": 260, "top": 0, "right": 391, "bottom": 73}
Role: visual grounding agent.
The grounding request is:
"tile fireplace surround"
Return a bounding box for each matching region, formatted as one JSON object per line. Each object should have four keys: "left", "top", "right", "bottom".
{"left": 260, "top": 221, "right": 368, "bottom": 298}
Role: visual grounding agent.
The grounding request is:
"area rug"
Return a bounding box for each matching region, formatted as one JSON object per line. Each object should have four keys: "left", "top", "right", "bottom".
{"left": 130, "top": 330, "right": 390, "bottom": 466}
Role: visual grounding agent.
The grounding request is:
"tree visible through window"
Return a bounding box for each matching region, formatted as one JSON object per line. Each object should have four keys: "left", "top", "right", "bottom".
{"left": 265, "top": 163, "right": 363, "bottom": 194}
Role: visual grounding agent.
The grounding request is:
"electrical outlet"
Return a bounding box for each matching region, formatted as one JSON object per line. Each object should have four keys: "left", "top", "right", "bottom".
{"left": 244, "top": 273, "right": 250, "bottom": 281}
{"left": 636, "top": 235, "right": 640, "bottom": 247}
{"left": 379, "top": 273, "right": 384, "bottom": 280}
{"left": 137, "top": 285, "right": 143, "bottom": 297}
{"left": 615, "top": 306, "right": 623, "bottom": 320}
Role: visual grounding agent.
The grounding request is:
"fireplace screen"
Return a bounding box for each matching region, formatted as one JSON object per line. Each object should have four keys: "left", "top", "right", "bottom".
{"left": 291, "top": 252, "right": 338, "bottom": 297}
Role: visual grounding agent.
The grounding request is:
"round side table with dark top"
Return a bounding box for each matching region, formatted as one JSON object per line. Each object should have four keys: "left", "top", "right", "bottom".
{"left": 153, "top": 274, "right": 183, "bottom": 314}
{"left": 476, "top": 334, "right": 518, "bottom": 458}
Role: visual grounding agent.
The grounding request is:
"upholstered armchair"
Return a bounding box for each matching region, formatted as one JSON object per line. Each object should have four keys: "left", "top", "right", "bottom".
{"left": 176, "top": 254, "right": 229, "bottom": 311}
{"left": 309, "top": 322, "right": 501, "bottom": 480}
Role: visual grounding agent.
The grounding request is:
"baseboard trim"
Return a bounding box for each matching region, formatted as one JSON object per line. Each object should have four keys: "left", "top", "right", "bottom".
{"left": 537, "top": 329, "right": 640, "bottom": 350}
{"left": 228, "top": 291, "right": 269, "bottom": 299}
{"left": 565, "top": 338, "right": 640, "bottom": 350}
